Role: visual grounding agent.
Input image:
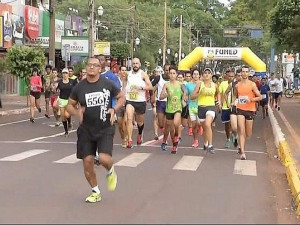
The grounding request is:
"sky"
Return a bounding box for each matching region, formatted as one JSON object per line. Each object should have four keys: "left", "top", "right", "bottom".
{"left": 218, "top": 0, "right": 233, "bottom": 7}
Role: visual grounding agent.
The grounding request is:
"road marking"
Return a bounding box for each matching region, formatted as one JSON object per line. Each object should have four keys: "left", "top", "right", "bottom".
{"left": 54, "top": 153, "right": 81, "bottom": 164}
{"left": 278, "top": 110, "right": 300, "bottom": 153}
{"left": 0, "top": 149, "right": 49, "bottom": 161}
{"left": 233, "top": 159, "right": 257, "bottom": 176}
{"left": 141, "top": 135, "right": 163, "bottom": 146}
{"left": 0, "top": 116, "right": 45, "bottom": 127}
{"left": 173, "top": 156, "right": 203, "bottom": 171}
{"left": 23, "top": 130, "right": 76, "bottom": 142}
{"left": 115, "top": 153, "right": 151, "bottom": 167}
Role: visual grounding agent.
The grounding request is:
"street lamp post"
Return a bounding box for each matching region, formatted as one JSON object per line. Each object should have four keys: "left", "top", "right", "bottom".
{"left": 174, "top": 52, "right": 178, "bottom": 64}
{"left": 96, "top": 6, "right": 104, "bottom": 41}
{"left": 158, "top": 48, "right": 162, "bottom": 66}
{"left": 134, "top": 37, "right": 140, "bottom": 52}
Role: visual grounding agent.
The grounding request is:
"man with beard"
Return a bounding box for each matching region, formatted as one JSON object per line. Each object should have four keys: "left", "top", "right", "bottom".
{"left": 124, "top": 58, "right": 153, "bottom": 148}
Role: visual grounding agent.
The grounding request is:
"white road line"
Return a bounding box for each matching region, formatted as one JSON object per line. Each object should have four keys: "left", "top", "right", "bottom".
{"left": 0, "top": 116, "right": 45, "bottom": 127}
{"left": 173, "top": 156, "right": 203, "bottom": 171}
{"left": 0, "top": 149, "right": 49, "bottom": 161}
{"left": 54, "top": 153, "right": 81, "bottom": 164}
{"left": 141, "top": 135, "right": 163, "bottom": 146}
{"left": 233, "top": 159, "right": 257, "bottom": 176}
{"left": 115, "top": 153, "right": 151, "bottom": 167}
{"left": 23, "top": 130, "right": 76, "bottom": 143}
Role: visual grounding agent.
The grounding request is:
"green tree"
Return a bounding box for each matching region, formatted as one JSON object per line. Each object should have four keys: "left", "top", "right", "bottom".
{"left": 6, "top": 46, "right": 46, "bottom": 95}
{"left": 270, "top": 0, "right": 300, "bottom": 51}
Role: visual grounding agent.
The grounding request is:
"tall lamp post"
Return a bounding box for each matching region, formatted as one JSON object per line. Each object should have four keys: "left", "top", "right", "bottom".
{"left": 95, "top": 6, "right": 104, "bottom": 41}
{"left": 134, "top": 37, "right": 140, "bottom": 52}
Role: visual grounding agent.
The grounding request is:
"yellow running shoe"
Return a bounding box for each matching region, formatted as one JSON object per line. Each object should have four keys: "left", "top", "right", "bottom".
{"left": 106, "top": 167, "right": 117, "bottom": 191}
{"left": 85, "top": 192, "right": 101, "bottom": 203}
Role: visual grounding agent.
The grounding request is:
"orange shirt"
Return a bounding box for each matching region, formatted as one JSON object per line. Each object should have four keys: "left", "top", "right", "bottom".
{"left": 236, "top": 80, "right": 256, "bottom": 111}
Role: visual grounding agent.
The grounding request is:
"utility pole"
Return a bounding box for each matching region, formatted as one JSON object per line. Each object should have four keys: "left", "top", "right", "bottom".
{"left": 130, "top": 8, "right": 134, "bottom": 60}
{"left": 178, "top": 14, "right": 183, "bottom": 62}
{"left": 88, "top": 0, "right": 95, "bottom": 57}
{"left": 162, "top": 0, "right": 167, "bottom": 66}
{"left": 49, "top": 0, "right": 56, "bottom": 67}
{"left": 189, "top": 22, "right": 192, "bottom": 52}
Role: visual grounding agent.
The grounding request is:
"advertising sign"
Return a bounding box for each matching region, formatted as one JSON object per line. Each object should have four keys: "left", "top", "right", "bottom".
{"left": 94, "top": 41, "right": 110, "bottom": 56}
{"left": 0, "top": 3, "right": 12, "bottom": 48}
{"left": 55, "top": 19, "right": 64, "bottom": 43}
{"left": 203, "top": 47, "right": 242, "bottom": 60}
{"left": 0, "top": 16, "right": 3, "bottom": 47}
{"left": 24, "top": 5, "right": 39, "bottom": 39}
{"left": 61, "top": 36, "right": 88, "bottom": 56}
{"left": 223, "top": 28, "right": 238, "bottom": 38}
{"left": 12, "top": 14, "right": 24, "bottom": 45}
{"left": 282, "top": 53, "right": 299, "bottom": 64}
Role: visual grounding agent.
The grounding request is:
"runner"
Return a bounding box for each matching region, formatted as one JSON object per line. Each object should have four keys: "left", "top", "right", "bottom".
{"left": 219, "top": 69, "right": 235, "bottom": 148}
{"left": 185, "top": 68, "right": 201, "bottom": 147}
{"left": 233, "top": 65, "right": 262, "bottom": 160}
{"left": 268, "top": 73, "right": 277, "bottom": 109}
{"left": 43, "top": 64, "right": 52, "bottom": 119}
{"left": 50, "top": 68, "right": 61, "bottom": 126}
{"left": 191, "top": 68, "right": 219, "bottom": 153}
{"left": 184, "top": 71, "right": 193, "bottom": 136}
{"left": 124, "top": 58, "right": 153, "bottom": 148}
{"left": 259, "top": 77, "right": 270, "bottom": 119}
{"left": 29, "top": 67, "right": 42, "bottom": 123}
{"left": 151, "top": 64, "right": 170, "bottom": 151}
{"left": 159, "top": 65, "right": 187, "bottom": 154}
{"left": 66, "top": 56, "right": 125, "bottom": 203}
{"left": 67, "top": 66, "right": 79, "bottom": 130}
{"left": 225, "top": 68, "right": 242, "bottom": 151}
{"left": 274, "top": 73, "right": 283, "bottom": 111}
{"left": 57, "top": 68, "right": 74, "bottom": 136}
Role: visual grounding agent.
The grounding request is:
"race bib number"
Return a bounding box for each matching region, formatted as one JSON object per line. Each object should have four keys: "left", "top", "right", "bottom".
{"left": 86, "top": 92, "right": 105, "bottom": 107}
{"left": 261, "top": 94, "right": 267, "bottom": 99}
{"left": 31, "top": 85, "right": 37, "bottom": 91}
{"left": 129, "top": 92, "right": 139, "bottom": 100}
{"left": 238, "top": 96, "right": 249, "bottom": 104}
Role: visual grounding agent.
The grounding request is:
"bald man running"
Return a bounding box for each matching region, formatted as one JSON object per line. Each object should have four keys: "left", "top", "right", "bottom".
{"left": 124, "top": 58, "right": 153, "bottom": 148}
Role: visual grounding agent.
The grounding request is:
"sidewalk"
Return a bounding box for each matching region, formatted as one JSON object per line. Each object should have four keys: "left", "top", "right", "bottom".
{"left": 0, "top": 94, "right": 45, "bottom": 116}
{"left": 269, "top": 96, "right": 300, "bottom": 216}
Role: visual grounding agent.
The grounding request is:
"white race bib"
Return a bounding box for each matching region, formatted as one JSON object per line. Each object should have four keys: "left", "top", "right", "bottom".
{"left": 238, "top": 96, "right": 249, "bottom": 104}
{"left": 261, "top": 94, "right": 267, "bottom": 99}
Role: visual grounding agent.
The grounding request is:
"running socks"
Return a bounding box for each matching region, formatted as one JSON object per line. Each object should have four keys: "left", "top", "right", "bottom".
{"left": 137, "top": 124, "right": 144, "bottom": 135}
{"left": 92, "top": 185, "right": 101, "bottom": 194}
{"left": 62, "top": 120, "right": 68, "bottom": 133}
{"left": 67, "top": 117, "right": 71, "bottom": 125}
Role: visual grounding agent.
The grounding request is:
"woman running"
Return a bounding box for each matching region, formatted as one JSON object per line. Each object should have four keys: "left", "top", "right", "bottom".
{"left": 29, "top": 68, "right": 42, "bottom": 123}
{"left": 192, "top": 68, "right": 219, "bottom": 153}
{"left": 160, "top": 66, "right": 187, "bottom": 154}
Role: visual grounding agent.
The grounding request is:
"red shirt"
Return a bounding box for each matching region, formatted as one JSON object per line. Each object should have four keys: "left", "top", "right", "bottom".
{"left": 29, "top": 75, "right": 42, "bottom": 92}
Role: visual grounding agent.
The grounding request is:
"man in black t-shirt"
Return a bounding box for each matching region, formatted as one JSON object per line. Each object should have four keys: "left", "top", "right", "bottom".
{"left": 67, "top": 57, "right": 125, "bottom": 203}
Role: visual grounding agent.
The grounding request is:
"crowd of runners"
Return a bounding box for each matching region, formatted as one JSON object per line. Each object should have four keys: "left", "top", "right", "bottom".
{"left": 26, "top": 55, "right": 289, "bottom": 202}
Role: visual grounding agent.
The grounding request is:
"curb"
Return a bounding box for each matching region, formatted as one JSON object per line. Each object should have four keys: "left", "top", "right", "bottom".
{"left": 268, "top": 104, "right": 300, "bottom": 216}
{"left": 0, "top": 106, "right": 46, "bottom": 117}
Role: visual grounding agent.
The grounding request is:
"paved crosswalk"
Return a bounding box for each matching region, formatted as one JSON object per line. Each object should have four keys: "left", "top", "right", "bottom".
{"left": 0, "top": 149, "right": 258, "bottom": 176}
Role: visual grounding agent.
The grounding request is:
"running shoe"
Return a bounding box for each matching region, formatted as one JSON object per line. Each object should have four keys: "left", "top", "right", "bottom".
{"left": 45, "top": 114, "right": 50, "bottom": 119}
{"left": 64, "top": 131, "right": 69, "bottom": 137}
{"left": 203, "top": 145, "right": 208, "bottom": 151}
{"left": 278, "top": 106, "right": 281, "bottom": 111}
{"left": 29, "top": 117, "right": 34, "bottom": 123}
{"left": 171, "top": 144, "right": 178, "bottom": 154}
{"left": 137, "top": 134, "right": 143, "bottom": 145}
{"left": 161, "top": 142, "right": 167, "bottom": 151}
{"left": 192, "top": 140, "right": 199, "bottom": 148}
{"left": 154, "top": 134, "right": 159, "bottom": 140}
{"left": 240, "top": 153, "right": 246, "bottom": 160}
{"left": 178, "top": 137, "right": 182, "bottom": 144}
{"left": 225, "top": 140, "right": 231, "bottom": 148}
{"left": 106, "top": 167, "right": 117, "bottom": 191}
{"left": 85, "top": 192, "right": 101, "bottom": 203}
{"left": 275, "top": 104, "right": 277, "bottom": 109}
{"left": 207, "top": 146, "right": 215, "bottom": 154}
{"left": 188, "top": 127, "right": 193, "bottom": 136}
{"left": 127, "top": 140, "right": 133, "bottom": 148}
{"left": 121, "top": 139, "right": 127, "bottom": 148}
{"left": 198, "top": 126, "right": 203, "bottom": 135}
{"left": 55, "top": 121, "right": 61, "bottom": 127}
{"left": 234, "top": 138, "right": 238, "bottom": 148}
{"left": 38, "top": 108, "right": 41, "bottom": 113}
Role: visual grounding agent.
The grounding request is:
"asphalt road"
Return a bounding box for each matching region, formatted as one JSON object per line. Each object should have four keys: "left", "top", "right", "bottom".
{"left": 0, "top": 107, "right": 298, "bottom": 223}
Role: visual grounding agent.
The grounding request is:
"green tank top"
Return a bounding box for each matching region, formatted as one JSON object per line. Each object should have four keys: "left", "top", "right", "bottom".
{"left": 166, "top": 82, "right": 183, "bottom": 113}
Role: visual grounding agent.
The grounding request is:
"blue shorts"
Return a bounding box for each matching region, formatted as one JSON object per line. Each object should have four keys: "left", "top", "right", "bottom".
{"left": 156, "top": 100, "right": 167, "bottom": 114}
{"left": 221, "top": 109, "right": 231, "bottom": 123}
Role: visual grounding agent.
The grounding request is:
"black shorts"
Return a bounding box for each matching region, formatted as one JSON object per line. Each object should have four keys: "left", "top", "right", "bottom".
{"left": 181, "top": 106, "right": 189, "bottom": 119}
{"left": 165, "top": 111, "right": 181, "bottom": 120}
{"left": 76, "top": 125, "right": 115, "bottom": 159}
{"left": 260, "top": 100, "right": 268, "bottom": 107}
{"left": 156, "top": 100, "right": 167, "bottom": 114}
{"left": 44, "top": 90, "right": 51, "bottom": 99}
{"left": 236, "top": 109, "right": 255, "bottom": 120}
{"left": 221, "top": 109, "right": 231, "bottom": 123}
{"left": 116, "top": 105, "right": 126, "bottom": 118}
{"left": 230, "top": 106, "right": 238, "bottom": 115}
{"left": 198, "top": 106, "right": 216, "bottom": 120}
{"left": 273, "top": 92, "right": 282, "bottom": 99}
{"left": 126, "top": 101, "right": 146, "bottom": 115}
{"left": 30, "top": 91, "right": 41, "bottom": 100}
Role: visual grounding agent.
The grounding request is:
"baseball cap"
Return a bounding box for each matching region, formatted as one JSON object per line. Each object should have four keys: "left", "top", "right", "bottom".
{"left": 203, "top": 68, "right": 212, "bottom": 73}
{"left": 62, "top": 68, "right": 69, "bottom": 73}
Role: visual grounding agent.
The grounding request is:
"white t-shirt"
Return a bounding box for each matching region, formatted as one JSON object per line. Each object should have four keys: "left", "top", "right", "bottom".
{"left": 275, "top": 78, "right": 283, "bottom": 93}
{"left": 268, "top": 79, "right": 277, "bottom": 93}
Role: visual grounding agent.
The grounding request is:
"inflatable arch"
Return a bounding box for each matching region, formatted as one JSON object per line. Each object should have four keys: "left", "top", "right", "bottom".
{"left": 178, "top": 47, "right": 266, "bottom": 77}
